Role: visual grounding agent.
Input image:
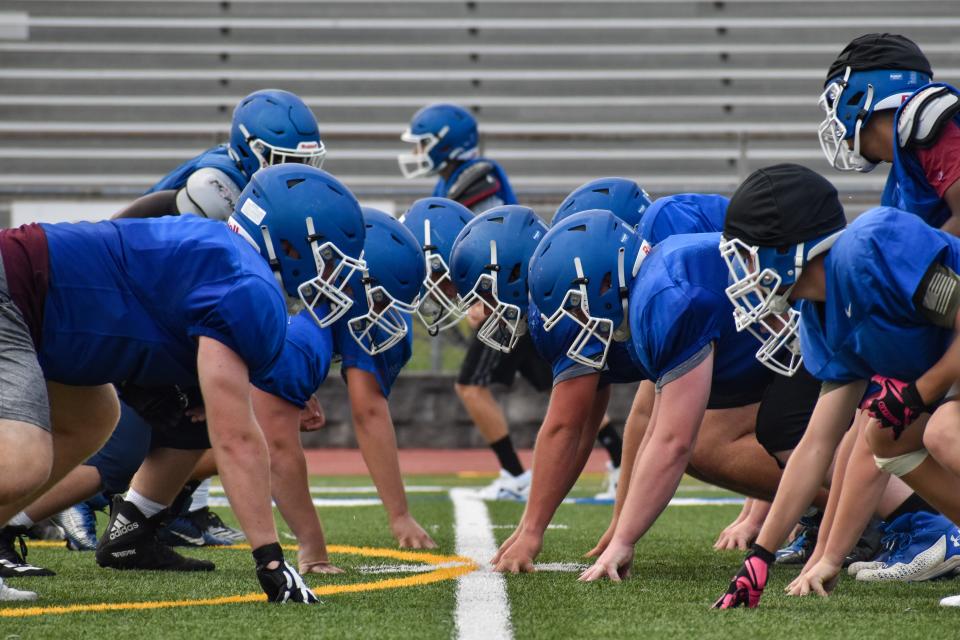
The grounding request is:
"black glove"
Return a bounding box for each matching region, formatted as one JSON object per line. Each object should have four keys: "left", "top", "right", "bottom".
{"left": 253, "top": 543, "right": 318, "bottom": 604}
{"left": 117, "top": 382, "right": 189, "bottom": 433}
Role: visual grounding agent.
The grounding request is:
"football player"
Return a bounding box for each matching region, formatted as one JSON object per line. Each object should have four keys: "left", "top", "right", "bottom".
{"left": 819, "top": 33, "right": 960, "bottom": 235}
{"left": 398, "top": 107, "right": 549, "bottom": 500}
{"left": 0, "top": 164, "right": 364, "bottom": 603}
{"left": 714, "top": 164, "right": 960, "bottom": 608}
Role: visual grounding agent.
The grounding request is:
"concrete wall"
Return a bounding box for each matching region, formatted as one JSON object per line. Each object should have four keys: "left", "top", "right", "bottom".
{"left": 302, "top": 372, "right": 640, "bottom": 449}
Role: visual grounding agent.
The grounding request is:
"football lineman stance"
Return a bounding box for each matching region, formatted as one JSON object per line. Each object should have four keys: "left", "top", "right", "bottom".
{"left": 714, "top": 164, "right": 960, "bottom": 608}
{"left": 0, "top": 164, "right": 363, "bottom": 603}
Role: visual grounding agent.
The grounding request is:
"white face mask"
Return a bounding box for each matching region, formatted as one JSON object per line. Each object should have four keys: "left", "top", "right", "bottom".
{"left": 417, "top": 251, "right": 465, "bottom": 336}
{"left": 397, "top": 128, "right": 446, "bottom": 179}
{"left": 348, "top": 279, "right": 418, "bottom": 356}
{"left": 297, "top": 218, "right": 367, "bottom": 328}
{"left": 456, "top": 240, "right": 526, "bottom": 353}
{"left": 239, "top": 123, "right": 326, "bottom": 171}
{"left": 816, "top": 67, "right": 878, "bottom": 173}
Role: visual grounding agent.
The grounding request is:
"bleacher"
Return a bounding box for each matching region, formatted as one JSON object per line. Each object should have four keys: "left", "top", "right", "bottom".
{"left": 0, "top": 0, "right": 957, "bottom": 215}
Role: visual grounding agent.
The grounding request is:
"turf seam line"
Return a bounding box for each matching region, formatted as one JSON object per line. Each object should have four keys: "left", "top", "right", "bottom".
{"left": 450, "top": 488, "right": 513, "bottom": 640}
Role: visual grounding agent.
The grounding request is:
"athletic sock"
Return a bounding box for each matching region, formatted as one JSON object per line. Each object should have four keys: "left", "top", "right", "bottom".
{"left": 125, "top": 489, "right": 167, "bottom": 519}
{"left": 490, "top": 435, "right": 524, "bottom": 477}
{"left": 7, "top": 512, "right": 33, "bottom": 528}
{"left": 887, "top": 493, "right": 940, "bottom": 521}
{"left": 189, "top": 478, "right": 212, "bottom": 513}
{"left": 597, "top": 423, "right": 623, "bottom": 468}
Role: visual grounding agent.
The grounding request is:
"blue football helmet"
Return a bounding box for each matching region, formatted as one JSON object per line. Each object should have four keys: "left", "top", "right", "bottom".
{"left": 819, "top": 67, "right": 931, "bottom": 172}
{"left": 529, "top": 210, "right": 642, "bottom": 369}
{"left": 398, "top": 103, "right": 479, "bottom": 179}
{"left": 229, "top": 165, "right": 366, "bottom": 327}
{"left": 553, "top": 177, "right": 652, "bottom": 228}
{"left": 399, "top": 197, "right": 476, "bottom": 335}
{"left": 720, "top": 230, "right": 842, "bottom": 377}
{"left": 346, "top": 208, "right": 426, "bottom": 355}
{"left": 229, "top": 89, "right": 326, "bottom": 178}
{"left": 450, "top": 205, "right": 547, "bottom": 352}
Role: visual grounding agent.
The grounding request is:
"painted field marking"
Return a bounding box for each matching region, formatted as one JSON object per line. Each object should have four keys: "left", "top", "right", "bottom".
{"left": 450, "top": 488, "right": 513, "bottom": 640}
{"left": 1, "top": 544, "right": 476, "bottom": 619}
{"left": 210, "top": 485, "right": 446, "bottom": 495}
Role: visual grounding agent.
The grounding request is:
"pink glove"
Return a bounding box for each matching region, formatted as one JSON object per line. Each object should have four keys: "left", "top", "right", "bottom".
{"left": 713, "top": 544, "right": 773, "bottom": 609}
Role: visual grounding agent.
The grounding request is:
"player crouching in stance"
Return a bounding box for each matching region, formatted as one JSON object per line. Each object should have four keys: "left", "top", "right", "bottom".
{"left": 714, "top": 164, "right": 960, "bottom": 609}
{"left": 529, "top": 210, "right": 821, "bottom": 583}
{"left": 0, "top": 163, "right": 365, "bottom": 603}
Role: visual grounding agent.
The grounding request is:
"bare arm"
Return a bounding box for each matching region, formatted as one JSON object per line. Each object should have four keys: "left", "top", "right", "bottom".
{"left": 250, "top": 386, "right": 332, "bottom": 565}
{"left": 346, "top": 368, "right": 436, "bottom": 549}
{"left": 754, "top": 380, "right": 867, "bottom": 554}
{"left": 935, "top": 180, "right": 960, "bottom": 238}
{"left": 111, "top": 190, "right": 179, "bottom": 220}
{"left": 197, "top": 337, "right": 277, "bottom": 550}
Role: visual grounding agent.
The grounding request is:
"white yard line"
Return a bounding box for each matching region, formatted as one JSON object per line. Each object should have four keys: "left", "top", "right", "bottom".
{"left": 209, "top": 485, "right": 445, "bottom": 495}
{"left": 450, "top": 488, "right": 513, "bottom": 640}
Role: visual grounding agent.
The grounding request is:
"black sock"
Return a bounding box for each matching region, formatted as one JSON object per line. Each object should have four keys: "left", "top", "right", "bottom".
{"left": 596, "top": 423, "right": 623, "bottom": 468}
{"left": 490, "top": 436, "right": 524, "bottom": 477}
{"left": 888, "top": 493, "right": 939, "bottom": 521}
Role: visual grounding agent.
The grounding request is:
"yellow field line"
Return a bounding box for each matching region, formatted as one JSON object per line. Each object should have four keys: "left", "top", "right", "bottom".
{"left": 0, "top": 544, "right": 477, "bottom": 618}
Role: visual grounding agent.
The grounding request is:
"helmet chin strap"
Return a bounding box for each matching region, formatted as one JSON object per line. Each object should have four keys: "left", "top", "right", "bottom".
{"left": 259, "top": 223, "right": 286, "bottom": 293}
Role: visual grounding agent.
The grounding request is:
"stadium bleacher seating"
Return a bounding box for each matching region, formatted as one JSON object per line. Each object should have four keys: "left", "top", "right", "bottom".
{"left": 0, "top": 0, "right": 957, "bottom": 213}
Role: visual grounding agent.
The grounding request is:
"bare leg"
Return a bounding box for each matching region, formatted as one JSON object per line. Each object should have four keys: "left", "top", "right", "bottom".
{"left": 455, "top": 383, "right": 509, "bottom": 444}
{"left": 23, "top": 465, "right": 102, "bottom": 522}
{"left": 190, "top": 449, "right": 218, "bottom": 482}
{"left": 0, "top": 383, "right": 118, "bottom": 524}
{"left": 129, "top": 447, "right": 205, "bottom": 506}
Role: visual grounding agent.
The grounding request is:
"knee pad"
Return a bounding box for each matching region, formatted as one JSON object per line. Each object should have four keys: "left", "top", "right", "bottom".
{"left": 874, "top": 449, "right": 929, "bottom": 476}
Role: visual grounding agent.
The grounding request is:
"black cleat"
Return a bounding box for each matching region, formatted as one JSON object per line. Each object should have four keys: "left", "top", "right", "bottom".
{"left": 0, "top": 526, "right": 55, "bottom": 577}
{"left": 96, "top": 498, "right": 214, "bottom": 572}
{"left": 843, "top": 517, "right": 886, "bottom": 567}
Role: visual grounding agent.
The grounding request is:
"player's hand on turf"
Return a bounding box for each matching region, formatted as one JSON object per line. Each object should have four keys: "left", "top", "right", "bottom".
{"left": 254, "top": 543, "right": 319, "bottom": 604}
{"left": 860, "top": 375, "right": 931, "bottom": 438}
{"left": 785, "top": 560, "right": 839, "bottom": 597}
{"left": 578, "top": 540, "right": 634, "bottom": 582}
{"left": 713, "top": 544, "right": 774, "bottom": 609}
{"left": 491, "top": 526, "right": 523, "bottom": 565}
{"left": 584, "top": 518, "right": 617, "bottom": 558}
{"left": 299, "top": 394, "right": 327, "bottom": 432}
{"left": 493, "top": 531, "right": 541, "bottom": 573}
{"left": 713, "top": 518, "right": 760, "bottom": 551}
{"left": 299, "top": 559, "right": 345, "bottom": 575}
{"left": 390, "top": 514, "right": 437, "bottom": 549}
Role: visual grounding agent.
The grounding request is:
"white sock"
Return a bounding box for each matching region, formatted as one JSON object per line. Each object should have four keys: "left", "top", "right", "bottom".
{"left": 189, "top": 478, "right": 211, "bottom": 512}
{"left": 7, "top": 512, "right": 33, "bottom": 528}
{"left": 125, "top": 489, "right": 166, "bottom": 518}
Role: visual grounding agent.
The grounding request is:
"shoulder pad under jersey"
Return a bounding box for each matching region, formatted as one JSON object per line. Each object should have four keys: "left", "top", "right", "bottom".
{"left": 898, "top": 85, "right": 960, "bottom": 150}
{"left": 175, "top": 167, "right": 242, "bottom": 221}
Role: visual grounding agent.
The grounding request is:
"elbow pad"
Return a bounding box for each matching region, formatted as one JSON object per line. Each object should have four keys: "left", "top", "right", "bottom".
{"left": 175, "top": 167, "right": 242, "bottom": 221}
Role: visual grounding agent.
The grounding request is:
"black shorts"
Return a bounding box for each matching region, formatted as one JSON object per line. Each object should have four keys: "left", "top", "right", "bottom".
{"left": 456, "top": 331, "right": 553, "bottom": 392}
{"left": 755, "top": 367, "right": 821, "bottom": 461}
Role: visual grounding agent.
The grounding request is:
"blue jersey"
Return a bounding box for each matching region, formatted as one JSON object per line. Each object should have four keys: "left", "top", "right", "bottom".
{"left": 629, "top": 233, "right": 772, "bottom": 394}
{"left": 799, "top": 207, "right": 957, "bottom": 383}
{"left": 882, "top": 83, "right": 960, "bottom": 229}
{"left": 39, "top": 216, "right": 286, "bottom": 387}
{"left": 637, "top": 193, "right": 728, "bottom": 247}
{"left": 432, "top": 157, "right": 518, "bottom": 208}
{"left": 146, "top": 145, "right": 248, "bottom": 194}
{"left": 527, "top": 299, "right": 644, "bottom": 385}
{"left": 253, "top": 311, "right": 333, "bottom": 408}
{"left": 331, "top": 314, "right": 413, "bottom": 398}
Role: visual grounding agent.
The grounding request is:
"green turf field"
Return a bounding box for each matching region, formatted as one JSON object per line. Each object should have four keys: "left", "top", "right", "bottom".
{"left": 1, "top": 474, "right": 957, "bottom": 639}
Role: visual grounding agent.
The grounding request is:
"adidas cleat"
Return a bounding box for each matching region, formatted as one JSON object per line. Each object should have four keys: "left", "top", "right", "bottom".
{"left": 0, "top": 577, "right": 37, "bottom": 601}
{"left": 96, "top": 498, "right": 214, "bottom": 572}
{"left": 0, "top": 526, "right": 55, "bottom": 577}
{"left": 53, "top": 501, "right": 102, "bottom": 551}
{"left": 856, "top": 512, "right": 960, "bottom": 582}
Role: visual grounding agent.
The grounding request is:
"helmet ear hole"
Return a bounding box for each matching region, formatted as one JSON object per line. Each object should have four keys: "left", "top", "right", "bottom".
{"left": 281, "top": 239, "right": 301, "bottom": 260}
{"left": 846, "top": 91, "right": 865, "bottom": 105}
{"left": 507, "top": 263, "right": 522, "bottom": 284}
{"left": 599, "top": 271, "right": 612, "bottom": 296}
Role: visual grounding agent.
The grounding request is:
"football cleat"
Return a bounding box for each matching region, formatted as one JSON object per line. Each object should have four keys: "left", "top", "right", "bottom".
{"left": 96, "top": 498, "right": 214, "bottom": 572}
{"left": 0, "top": 577, "right": 37, "bottom": 601}
{"left": 25, "top": 518, "right": 65, "bottom": 542}
{"left": 594, "top": 462, "right": 621, "bottom": 501}
{"left": 160, "top": 508, "right": 245, "bottom": 547}
{"left": 856, "top": 512, "right": 960, "bottom": 582}
{"left": 848, "top": 513, "right": 914, "bottom": 576}
{"left": 477, "top": 469, "right": 531, "bottom": 502}
{"left": 157, "top": 513, "right": 205, "bottom": 547}
{"left": 775, "top": 511, "right": 821, "bottom": 565}
{"left": 0, "top": 526, "right": 55, "bottom": 577}
{"left": 53, "top": 501, "right": 103, "bottom": 551}
{"left": 842, "top": 517, "right": 885, "bottom": 568}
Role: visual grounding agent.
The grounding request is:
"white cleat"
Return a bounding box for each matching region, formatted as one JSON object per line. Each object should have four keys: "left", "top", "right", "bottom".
{"left": 594, "top": 462, "right": 621, "bottom": 501}
{"left": 940, "top": 594, "right": 960, "bottom": 607}
{"left": 476, "top": 469, "right": 531, "bottom": 501}
{"left": 856, "top": 533, "right": 960, "bottom": 583}
{"left": 848, "top": 560, "right": 886, "bottom": 576}
{"left": 0, "top": 577, "right": 37, "bottom": 601}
